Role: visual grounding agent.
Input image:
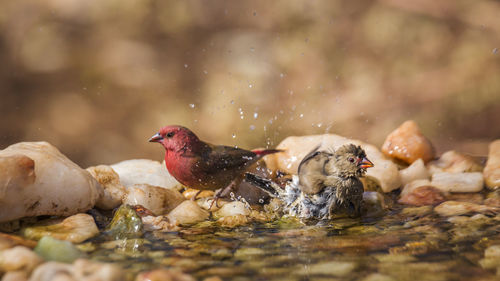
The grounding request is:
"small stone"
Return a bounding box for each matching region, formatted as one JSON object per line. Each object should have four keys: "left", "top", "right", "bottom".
{"left": 22, "top": 213, "right": 99, "bottom": 243}
{"left": 398, "top": 186, "right": 445, "bottom": 206}
{"left": 183, "top": 189, "right": 214, "bottom": 200}
{"left": 361, "top": 273, "right": 397, "bottom": 281}
{"left": 400, "top": 206, "right": 433, "bottom": 217}
{"left": 214, "top": 201, "right": 250, "bottom": 218}
{"left": 297, "top": 261, "right": 357, "bottom": 277}
{"left": 217, "top": 214, "right": 249, "bottom": 227}
{"left": 29, "top": 259, "right": 125, "bottom": 281}
{"left": 124, "top": 184, "right": 185, "bottom": 215}
{"left": 400, "top": 179, "right": 432, "bottom": 197}
{"left": 87, "top": 165, "right": 126, "bottom": 210}
{"left": 105, "top": 205, "right": 143, "bottom": 239}
{"left": 479, "top": 245, "right": 500, "bottom": 270}
{"left": 434, "top": 201, "right": 500, "bottom": 216}
{"left": 484, "top": 139, "right": 500, "bottom": 190}
{"left": 2, "top": 271, "right": 29, "bottom": 281}
{"left": 135, "top": 268, "right": 196, "bottom": 281}
{"left": 167, "top": 200, "right": 209, "bottom": 226}
{"left": 234, "top": 247, "right": 265, "bottom": 260}
{"left": 431, "top": 172, "right": 483, "bottom": 193}
{"left": 142, "top": 215, "right": 178, "bottom": 232}
{"left": 0, "top": 142, "right": 103, "bottom": 223}
{"left": 427, "top": 150, "right": 483, "bottom": 175}
{"left": 381, "top": 120, "right": 435, "bottom": 164}
{"left": 399, "top": 159, "right": 430, "bottom": 187}
{"left": 34, "top": 236, "right": 83, "bottom": 263}
{"left": 111, "top": 159, "right": 182, "bottom": 190}
{"left": 0, "top": 233, "right": 37, "bottom": 250}
{"left": 0, "top": 246, "right": 43, "bottom": 273}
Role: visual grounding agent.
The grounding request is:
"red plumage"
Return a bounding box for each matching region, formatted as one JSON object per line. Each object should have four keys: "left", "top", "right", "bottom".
{"left": 149, "top": 125, "right": 281, "bottom": 192}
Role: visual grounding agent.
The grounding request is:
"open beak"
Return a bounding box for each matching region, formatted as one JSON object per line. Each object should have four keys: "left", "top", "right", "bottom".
{"left": 148, "top": 132, "right": 163, "bottom": 143}
{"left": 358, "top": 157, "right": 374, "bottom": 169}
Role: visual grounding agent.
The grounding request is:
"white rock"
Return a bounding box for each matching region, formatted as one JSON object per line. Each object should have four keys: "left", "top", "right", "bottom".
{"left": 167, "top": 200, "right": 209, "bottom": 226}
{"left": 123, "top": 184, "right": 185, "bottom": 215}
{"left": 428, "top": 150, "right": 483, "bottom": 175}
{"left": 399, "top": 159, "right": 430, "bottom": 187}
{"left": 111, "top": 159, "right": 182, "bottom": 190}
{"left": 264, "top": 134, "right": 401, "bottom": 192}
{"left": 214, "top": 201, "right": 250, "bottom": 218}
{"left": 86, "top": 165, "right": 126, "bottom": 210}
{"left": 0, "top": 142, "right": 103, "bottom": 223}
{"left": 431, "top": 172, "right": 484, "bottom": 193}
{"left": 0, "top": 246, "right": 43, "bottom": 274}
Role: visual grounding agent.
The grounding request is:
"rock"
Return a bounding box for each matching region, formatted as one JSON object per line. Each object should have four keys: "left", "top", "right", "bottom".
{"left": 105, "top": 205, "right": 143, "bottom": 239}
{"left": 398, "top": 186, "right": 445, "bottom": 206}
{"left": 381, "top": 120, "right": 435, "bottom": 164}
{"left": 431, "top": 172, "right": 483, "bottom": 193}
{"left": 34, "top": 236, "right": 84, "bottom": 263}
{"left": 167, "top": 200, "right": 209, "bottom": 226}
{"left": 217, "top": 215, "right": 249, "bottom": 227}
{"left": 0, "top": 233, "right": 37, "bottom": 250}
{"left": 479, "top": 245, "right": 500, "bottom": 273}
{"left": 427, "top": 150, "right": 483, "bottom": 175}
{"left": 0, "top": 142, "right": 102, "bottom": 223}
{"left": 400, "top": 179, "right": 432, "bottom": 197}
{"left": 29, "top": 259, "right": 125, "bottom": 281}
{"left": 86, "top": 165, "right": 126, "bottom": 210}
{"left": 484, "top": 140, "right": 500, "bottom": 190}
{"left": 362, "top": 273, "right": 397, "bottom": 281}
{"left": 183, "top": 189, "right": 214, "bottom": 200}
{"left": 434, "top": 201, "right": 500, "bottom": 216}
{"left": 2, "top": 271, "right": 29, "bottom": 281}
{"left": 264, "top": 134, "right": 401, "bottom": 192}
{"left": 0, "top": 246, "right": 43, "bottom": 273}
{"left": 111, "top": 159, "right": 182, "bottom": 190}
{"left": 446, "top": 192, "right": 484, "bottom": 204}
{"left": 399, "top": 159, "right": 430, "bottom": 187}
{"left": 214, "top": 201, "right": 250, "bottom": 219}
{"left": 22, "top": 214, "right": 99, "bottom": 243}
{"left": 141, "top": 215, "right": 179, "bottom": 232}
{"left": 124, "top": 184, "right": 185, "bottom": 215}
{"left": 135, "top": 268, "right": 196, "bottom": 281}
{"left": 296, "top": 261, "right": 357, "bottom": 277}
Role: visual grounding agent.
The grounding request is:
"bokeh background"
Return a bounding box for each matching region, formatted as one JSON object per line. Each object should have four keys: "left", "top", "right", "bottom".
{"left": 1, "top": 0, "right": 499, "bottom": 167}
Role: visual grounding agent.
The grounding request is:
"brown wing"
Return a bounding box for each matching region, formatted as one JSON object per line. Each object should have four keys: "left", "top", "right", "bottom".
{"left": 198, "top": 144, "right": 258, "bottom": 174}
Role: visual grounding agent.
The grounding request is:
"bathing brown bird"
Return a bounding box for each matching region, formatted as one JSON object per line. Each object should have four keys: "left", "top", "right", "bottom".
{"left": 247, "top": 143, "right": 374, "bottom": 219}
{"left": 149, "top": 125, "right": 281, "bottom": 200}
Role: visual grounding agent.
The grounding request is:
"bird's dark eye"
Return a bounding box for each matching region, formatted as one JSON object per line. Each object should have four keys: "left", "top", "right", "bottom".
{"left": 348, "top": 157, "right": 355, "bottom": 163}
{"left": 166, "top": 132, "right": 175, "bottom": 138}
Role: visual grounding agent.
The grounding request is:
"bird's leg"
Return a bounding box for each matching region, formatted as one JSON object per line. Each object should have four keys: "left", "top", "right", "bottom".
{"left": 209, "top": 179, "right": 238, "bottom": 210}
{"left": 191, "top": 190, "right": 202, "bottom": 201}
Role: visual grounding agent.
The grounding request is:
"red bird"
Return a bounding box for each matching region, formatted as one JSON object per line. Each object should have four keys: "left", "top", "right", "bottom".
{"left": 149, "top": 125, "right": 281, "bottom": 200}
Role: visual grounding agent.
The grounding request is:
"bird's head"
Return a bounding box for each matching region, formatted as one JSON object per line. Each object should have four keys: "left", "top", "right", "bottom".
{"left": 329, "top": 144, "right": 374, "bottom": 177}
{"left": 149, "top": 125, "right": 200, "bottom": 152}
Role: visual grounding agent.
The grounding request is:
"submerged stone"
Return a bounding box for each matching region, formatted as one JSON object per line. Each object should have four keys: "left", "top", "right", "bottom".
{"left": 434, "top": 201, "right": 500, "bottom": 216}
{"left": 297, "top": 261, "right": 357, "bottom": 277}
{"left": 135, "top": 268, "right": 195, "bottom": 281}
{"left": 0, "top": 246, "right": 43, "bottom": 274}
{"left": 21, "top": 213, "right": 99, "bottom": 243}
{"left": 34, "top": 236, "right": 83, "bottom": 263}
{"left": 105, "top": 205, "right": 144, "bottom": 239}
{"left": 398, "top": 186, "right": 445, "bottom": 206}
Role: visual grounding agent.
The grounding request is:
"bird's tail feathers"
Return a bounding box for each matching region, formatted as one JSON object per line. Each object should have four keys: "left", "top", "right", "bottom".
{"left": 244, "top": 172, "right": 283, "bottom": 198}
{"left": 251, "top": 149, "right": 283, "bottom": 156}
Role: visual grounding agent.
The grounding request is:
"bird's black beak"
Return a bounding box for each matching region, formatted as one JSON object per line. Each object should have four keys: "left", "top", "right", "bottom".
{"left": 149, "top": 132, "right": 163, "bottom": 143}
{"left": 358, "top": 157, "right": 374, "bottom": 168}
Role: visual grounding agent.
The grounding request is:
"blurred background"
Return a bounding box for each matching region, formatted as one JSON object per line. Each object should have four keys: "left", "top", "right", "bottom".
{"left": 1, "top": 0, "right": 499, "bottom": 167}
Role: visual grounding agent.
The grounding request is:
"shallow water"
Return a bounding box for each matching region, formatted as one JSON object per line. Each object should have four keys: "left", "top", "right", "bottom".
{"left": 85, "top": 205, "right": 500, "bottom": 281}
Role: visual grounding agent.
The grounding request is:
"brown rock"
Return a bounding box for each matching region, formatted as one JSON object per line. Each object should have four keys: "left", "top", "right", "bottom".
{"left": 398, "top": 186, "right": 445, "bottom": 206}
{"left": 381, "top": 120, "right": 435, "bottom": 164}
{"left": 484, "top": 139, "right": 500, "bottom": 190}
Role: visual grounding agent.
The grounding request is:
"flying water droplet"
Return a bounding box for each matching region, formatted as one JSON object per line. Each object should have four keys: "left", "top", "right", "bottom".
{"left": 299, "top": 113, "right": 304, "bottom": 118}
{"left": 184, "top": 64, "right": 188, "bottom": 68}
{"left": 253, "top": 112, "right": 258, "bottom": 119}
{"left": 189, "top": 103, "right": 195, "bottom": 109}
{"left": 249, "top": 125, "right": 255, "bottom": 130}
{"left": 232, "top": 133, "right": 236, "bottom": 138}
